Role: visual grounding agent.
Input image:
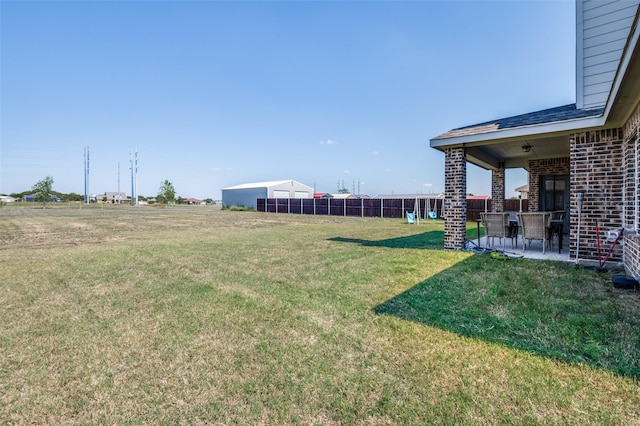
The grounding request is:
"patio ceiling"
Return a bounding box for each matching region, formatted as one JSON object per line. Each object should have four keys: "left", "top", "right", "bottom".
{"left": 463, "top": 133, "right": 570, "bottom": 171}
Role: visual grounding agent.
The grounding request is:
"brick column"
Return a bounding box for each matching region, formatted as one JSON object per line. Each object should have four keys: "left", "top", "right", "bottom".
{"left": 444, "top": 147, "right": 467, "bottom": 249}
{"left": 491, "top": 166, "right": 505, "bottom": 212}
{"left": 528, "top": 160, "right": 539, "bottom": 212}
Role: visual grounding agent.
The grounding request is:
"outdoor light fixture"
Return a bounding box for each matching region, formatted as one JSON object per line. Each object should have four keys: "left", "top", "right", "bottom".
{"left": 521, "top": 143, "right": 532, "bottom": 153}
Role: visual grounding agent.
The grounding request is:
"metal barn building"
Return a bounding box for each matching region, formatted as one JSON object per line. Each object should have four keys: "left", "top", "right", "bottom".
{"left": 221, "top": 180, "right": 313, "bottom": 209}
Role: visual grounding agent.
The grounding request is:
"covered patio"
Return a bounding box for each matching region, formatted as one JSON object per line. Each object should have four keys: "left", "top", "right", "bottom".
{"left": 431, "top": 103, "right": 606, "bottom": 259}
{"left": 472, "top": 230, "right": 571, "bottom": 263}
{"left": 429, "top": 0, "right": 639, "bottom": 275}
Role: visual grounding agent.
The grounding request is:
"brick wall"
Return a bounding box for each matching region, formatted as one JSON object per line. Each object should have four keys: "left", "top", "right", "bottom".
{"left": 570, "top": 130, "right": 624, "bottom": 262}
{"left": 622, "top": 101, "right": 640, "bottom": 277}
{"left": 626, "top": 236, "right": 640, "bottom": 278}
{"left": 491, "top": 167, "right": 505, "bottom": 212}
{"left": 527, "top": 158, "right": 570, "bottom": 212}
{"left": 444, "top": 147, "right": 467, "bottom": 249}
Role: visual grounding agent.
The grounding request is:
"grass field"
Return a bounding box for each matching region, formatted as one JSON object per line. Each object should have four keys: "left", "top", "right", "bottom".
{"left": 1, "top": 204, "right": 639, "bottom": 424}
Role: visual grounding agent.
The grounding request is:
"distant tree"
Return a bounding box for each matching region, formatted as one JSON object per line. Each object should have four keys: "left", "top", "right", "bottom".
{"left": 66, "top": 192, "right": 84, "bottom": 202}
{"left": 32, "top": 176, "right": 54, "bottom": 208}
{"left": 203, "top": 198, "right": 213, "bottom": 205}
{"left": 338, "top": 188, "right": 349, "bottom": 194}
{"left": 157, "top": 180, "right": 176, "bottom": 204}
{"left": 11, "top": 192, "right": 27, "bottom": 199}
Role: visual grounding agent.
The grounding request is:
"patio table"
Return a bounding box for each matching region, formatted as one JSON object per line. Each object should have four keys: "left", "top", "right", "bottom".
{"left": 550, "top": 219, "right": 564, "bottom": 253}
{"left": 508, "top": 218, "right": 519, "bottom": 246}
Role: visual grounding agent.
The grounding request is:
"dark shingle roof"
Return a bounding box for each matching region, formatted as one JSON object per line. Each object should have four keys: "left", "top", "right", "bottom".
{"left": 433, "top": 103, "right": 604, "bottom": 140}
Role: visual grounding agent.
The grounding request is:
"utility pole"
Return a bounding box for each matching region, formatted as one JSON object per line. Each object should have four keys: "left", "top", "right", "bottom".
{"left": 134, "top": 148, "right": 138, "bottom": 205}
{"left": 130, "top": 147, "right": 138, "bottom": 206}
{"left": 117, "top": 162, "right": 121, "bottom": 204}
{"left": 84, "top": 146, "right": 90, "bottom": 204}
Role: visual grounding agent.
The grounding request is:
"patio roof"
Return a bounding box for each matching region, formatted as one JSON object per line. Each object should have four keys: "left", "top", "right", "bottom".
{"left": 432, "top": 104, "right": 604, "bottom": 141}
{"left": 430, "top": 104, "right": 606, "bottom": 171}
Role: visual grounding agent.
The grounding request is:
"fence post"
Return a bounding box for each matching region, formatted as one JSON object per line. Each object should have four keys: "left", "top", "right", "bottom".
{"left": 361, "top": 198, "right": 364, "bottom": 218}
{"left": 381, "top": 198, "right": 384, "bottom": 218}
{"left": 344, "top": 198, "right": 346, "bottom": 216}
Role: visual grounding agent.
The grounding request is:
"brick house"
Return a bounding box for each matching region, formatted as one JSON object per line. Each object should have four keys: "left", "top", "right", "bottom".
{"left": 430, "top": 0, "right": 640, "bottom": 278}
{"left": 105, "top": 192, "right": 127, "bottom": 203}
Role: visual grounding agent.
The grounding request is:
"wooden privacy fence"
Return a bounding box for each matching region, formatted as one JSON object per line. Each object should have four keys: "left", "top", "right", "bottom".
{"left": 257, "top": 197, "right": 529, "bottom": 221}
{"left": 466, "top": 199, "right": 529, "bottom": 222}
{"left": 256, "top": 198, "right": 444, "bottom": 219}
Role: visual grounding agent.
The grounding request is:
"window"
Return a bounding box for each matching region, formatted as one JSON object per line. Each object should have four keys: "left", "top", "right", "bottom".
{"left": 541, "top": 175, "right": 568, "bottom": 212}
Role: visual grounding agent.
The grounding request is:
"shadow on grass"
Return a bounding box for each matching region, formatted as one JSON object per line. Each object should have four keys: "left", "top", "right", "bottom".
{"left": 373, "top": 254, "right": 640, "bottom": 380}
{"left": 328, "top": 231, "right": 444, "bottom": 250}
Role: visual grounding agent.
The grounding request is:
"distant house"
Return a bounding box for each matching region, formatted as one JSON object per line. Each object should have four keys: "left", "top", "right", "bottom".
{"left": 374, "top": 193, "right": 444, "bottom": 199}
{"left": 23, "top": 194, "right": 59, "bottom": 202}
{"left": 329, "top": 193, "right": 358, "bottom": 199}
{"left": 515, "top": 184, "right": 529, "bottom": 199}
{"left": 467, "top": 195, "right": 491, "bottom": 213}
{"left": 187, "top": 198, "right": 203, "bottom": 205}
{"left": 222, "top": 180, "right": 313, "bottom": 209}
{"left": 105, "top": 192, "right": 127, "bottom": 203}
{"left": 0, "top": 195, "right": 17, "bottom": 203}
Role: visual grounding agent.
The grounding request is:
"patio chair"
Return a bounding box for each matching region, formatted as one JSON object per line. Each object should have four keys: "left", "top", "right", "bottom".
{"left": 406, "top": 211, "right": 416, "bottom": 224}
{"left": 480, "top": 212, "right": 511, "bottom": 251}
{"left": 518, "top": 212, "right": 551, "bottom": 254}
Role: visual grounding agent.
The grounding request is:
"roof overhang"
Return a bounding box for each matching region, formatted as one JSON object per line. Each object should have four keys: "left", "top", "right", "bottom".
{"left": 430, "top": 114, "right": 605, "bottom": 170}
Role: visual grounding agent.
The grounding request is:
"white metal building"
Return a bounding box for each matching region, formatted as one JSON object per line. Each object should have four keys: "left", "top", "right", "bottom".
{"left": 221, "top": 180, "right": 313, "bottom": 209}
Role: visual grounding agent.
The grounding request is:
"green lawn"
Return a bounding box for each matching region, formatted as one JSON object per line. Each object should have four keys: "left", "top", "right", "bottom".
{"left": 1, "top": 204, "right": 638, "bottom": 424}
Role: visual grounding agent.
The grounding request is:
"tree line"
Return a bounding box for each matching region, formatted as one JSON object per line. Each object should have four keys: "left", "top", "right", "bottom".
{"left": 5, "top": 177, "right": 213, "bottom": 206}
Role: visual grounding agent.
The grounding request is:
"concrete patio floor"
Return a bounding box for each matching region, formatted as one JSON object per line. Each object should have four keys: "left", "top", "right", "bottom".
{"left": 472, "top": 235, "right": 571, "bottom": 262}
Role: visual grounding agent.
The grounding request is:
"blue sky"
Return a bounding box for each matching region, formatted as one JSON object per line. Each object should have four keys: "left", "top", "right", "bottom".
{"left": 1, "top": 0, "right": 576, "bottom": 200}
